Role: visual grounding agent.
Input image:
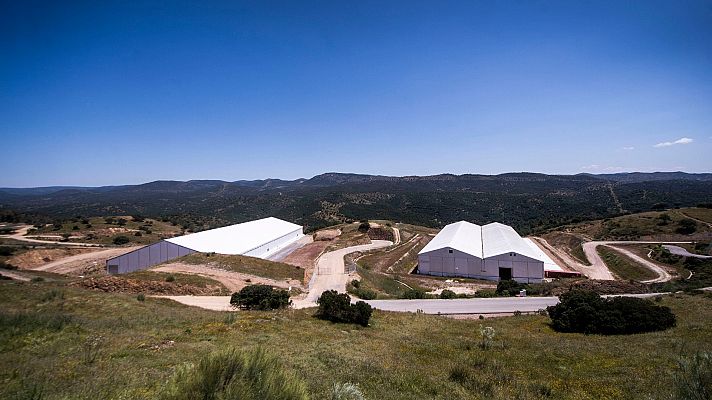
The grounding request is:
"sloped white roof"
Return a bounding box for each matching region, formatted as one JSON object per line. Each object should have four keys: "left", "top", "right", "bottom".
{"left": 523, "top": 238, "right": 563, "bottom": 272}
{"left": 419, "top": 220, "right": 545, "bottom": 262}
{"left": 419, "top": 221, "right": 483, "bottom": 258}
{"left": 165, "top": 217, "right": 302, "bottom": 255}
{"left": 481, "top": 222, "right": 541, "bottom": 260}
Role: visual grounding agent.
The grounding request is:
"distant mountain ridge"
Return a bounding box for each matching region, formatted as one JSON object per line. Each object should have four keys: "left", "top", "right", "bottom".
{"left": 3, "top": 171, "right": 710, "bottom": 194}
{"left": 2, "top": 171, "right": 711, "bottom": 234}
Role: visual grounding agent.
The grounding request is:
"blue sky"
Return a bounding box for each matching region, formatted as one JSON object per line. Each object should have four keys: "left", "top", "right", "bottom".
{"left": 2, "top": 1, "right": 711, "bottom": 187}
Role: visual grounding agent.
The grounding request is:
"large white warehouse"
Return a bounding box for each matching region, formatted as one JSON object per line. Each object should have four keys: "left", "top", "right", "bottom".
{"left": 106, "top": 217, "right": 303, "bottom": 274}
{"left": 418, "top": 221, "right": 550, "bottom": 283}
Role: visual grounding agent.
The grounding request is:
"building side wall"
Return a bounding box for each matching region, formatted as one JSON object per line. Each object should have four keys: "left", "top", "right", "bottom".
{"left": 106, "top": 241, "right": 196, "bottom": 274}
{"left": 418, "top": 248, "right": 483, "bottom": 278}
{"left": 243, "top": 228, "right": 303, "bottom": 259}
{"left": 418, "top": 248, "right": 544, "bottom": 283}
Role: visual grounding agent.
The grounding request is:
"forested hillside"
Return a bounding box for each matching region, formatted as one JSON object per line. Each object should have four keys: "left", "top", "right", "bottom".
{"left": 2, "top": 172, "right": 711, "bottom": 234}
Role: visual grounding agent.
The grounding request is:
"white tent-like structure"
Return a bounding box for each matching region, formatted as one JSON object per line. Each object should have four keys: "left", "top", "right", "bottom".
{"left": 106, "top": 217, "right": 303, "bottom": 274}
{"left": 418, "top": 221, "right": 555, "bottom": 283}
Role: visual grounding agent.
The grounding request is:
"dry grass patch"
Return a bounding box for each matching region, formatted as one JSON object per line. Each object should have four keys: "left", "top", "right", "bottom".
{"left": 179, "top": 253, "right": 305, "bottom": 283}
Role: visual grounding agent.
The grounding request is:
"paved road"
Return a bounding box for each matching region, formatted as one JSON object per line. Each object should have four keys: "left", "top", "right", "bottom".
{"left": 298, "top": 240, "right": 392, "bottom": 306}
{"left": 367, "top": 293, "right": 666, "bottom": 315}
{"left": 663, "top": 245, "right": 712, "bottom": 259}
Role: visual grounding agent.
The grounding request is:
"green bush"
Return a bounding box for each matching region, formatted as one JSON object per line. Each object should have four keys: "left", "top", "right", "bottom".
{"left": 496, "top": 280, "right": 528, "bottom": 296}
{"left": 161, "top": 347, "right": 309, "bottom": 400}
{"left": 112, "top": 235, "right": 130, "bottom": 245}
{"left": 316, "top": 290, "right": 373, "bottom": 327}
{"left": 676, "top": 218, "right": 697, "bottom": 235}
{"left": 230, "top": 285, "right": 290, "bottom": 310}
{"left": 547, "top": 290, "right": 676, "bottom": 335}
{"left": 401, "top": 288, "right": 427, "bottom": 299}
{"left": 440, "top": 289, "right": 457, "bottom": 299}
{"left": 357, "top": 221, "right": 370, "bottom": 232}
{"left": 165, "top": 275, "right": 176, "bottom": 283}
{"left": 354, "top": 288, "right": 377, "bottom": 300}
{"left": 673, "top": 351, "right": 712, "bottom": 400}
{"left": 137, "top": 293, "right": 145, "bottom": 302}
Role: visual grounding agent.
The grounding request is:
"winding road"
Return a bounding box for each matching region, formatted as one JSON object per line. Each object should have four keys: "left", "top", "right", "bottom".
{"left": 534, "top": 237, "right": 689, "bottom": 283}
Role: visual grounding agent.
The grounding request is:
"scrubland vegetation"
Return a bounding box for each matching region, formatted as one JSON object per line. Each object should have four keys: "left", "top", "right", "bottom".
{"left": 2, "top": 279, "right": 711, "bottom": 399}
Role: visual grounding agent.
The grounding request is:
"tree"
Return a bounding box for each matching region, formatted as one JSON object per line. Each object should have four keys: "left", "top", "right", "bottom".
{"left": 316, "top": 290, "right": 373, "bottom": 327}
{"left": 440, "top": 289, "right": 457, "bottom": 299}
{"left": 230, "top": 285, "right": 290, "bottom": 310}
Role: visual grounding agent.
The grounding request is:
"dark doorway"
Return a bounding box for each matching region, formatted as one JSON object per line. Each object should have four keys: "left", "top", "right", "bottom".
{"left": 499, "top": 267, "right": 512, "bottom": 280}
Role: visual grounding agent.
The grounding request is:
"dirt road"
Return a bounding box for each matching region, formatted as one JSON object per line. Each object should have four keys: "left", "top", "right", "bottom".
{"left": 582, "top": 241, "right": 690, "bottom": 282}
{"left": 153, "top": 263, "right": 298, "bottom": 292}
{"left": 296, "top": 240, "right": 392, "bottom": 307}
{"left": 0, "top": 224, "right": 104, "bottom": 247}
{"left": 0, "top": 269, "right": 31, "bottom": 281}
{"left": 533, "top": 237, "right": 687, "bottom": 282}
{"left": 29, "top": 247, "right": 141, "bottom": 275}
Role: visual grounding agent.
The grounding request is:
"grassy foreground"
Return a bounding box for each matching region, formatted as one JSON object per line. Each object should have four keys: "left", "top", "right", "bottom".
{"left": 1, "top": 280, "right": 711, "bottom": 399}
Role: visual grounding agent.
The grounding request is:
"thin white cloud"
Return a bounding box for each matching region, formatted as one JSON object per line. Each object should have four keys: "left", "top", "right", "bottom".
{"left": 654, "top": 137, "right": 693, "bottom": 148}
{"left": 621, "top": 146, "right": 635, "bottom": 151}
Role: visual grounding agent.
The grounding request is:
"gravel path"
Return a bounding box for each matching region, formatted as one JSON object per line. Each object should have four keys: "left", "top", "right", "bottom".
{"left": 0, "top": 225, "right": 103, "bottom": 247}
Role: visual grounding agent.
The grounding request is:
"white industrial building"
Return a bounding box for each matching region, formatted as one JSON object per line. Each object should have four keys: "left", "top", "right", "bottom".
{"left": 417, "top": 221, "right": 561, "bottom": 283}
{"left": 106, "top": 217, "right": 303, "bottom": 274}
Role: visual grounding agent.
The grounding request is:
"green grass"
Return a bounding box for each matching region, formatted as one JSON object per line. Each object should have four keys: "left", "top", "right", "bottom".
{"left": 597, "top": 246, "right": 658, "bottom": 281}
{"left": 1, "top": 280, "right": 711, "bottom": 399}
{"left": 126, "top": 270, "right": 229, "bottom": 292}
{"left": 179, "top": 253, "right": 305, "bottom": 283}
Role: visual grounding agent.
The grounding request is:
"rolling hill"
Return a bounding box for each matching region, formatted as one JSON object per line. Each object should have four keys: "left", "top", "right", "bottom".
{"left": 2, "top": 172, "right": 712, "bottom": 234}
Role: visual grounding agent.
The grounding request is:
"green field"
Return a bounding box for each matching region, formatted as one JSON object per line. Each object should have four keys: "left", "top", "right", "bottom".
{"left": 2, "top": 279, "right": 711, "bottom": 399}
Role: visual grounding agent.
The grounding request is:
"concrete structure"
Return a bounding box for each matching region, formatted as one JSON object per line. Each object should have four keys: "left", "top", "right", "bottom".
{"left": 417, "top": 221, "right": 550, "bottom": 283}
{"left": 106, "top": 217, "right": 303, "bottom": 274}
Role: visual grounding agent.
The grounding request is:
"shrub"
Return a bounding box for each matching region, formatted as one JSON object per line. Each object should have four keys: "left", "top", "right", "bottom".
{"left": 316, "top": 290, "right": 373, "bottom": 327}
{"left": 165, "top": 275, "right": 176, "bottom": 283}
{"left": 0, "top": 246, "right": 16, "bottom": 256}
{"left": 401, "top": 288, "right": 427, "bottom": 299}
{"left": 357, "top": 221, "right": 370, "bottom": 232}
{"left": 440, "top": 289, "right": 457, "bottom": 299}
{"left": 676, "top": 219, "right": 698, "bottom": 235}
{"left": 161, "top": 347, "right": 309, "bottom": 400}
{"left": 353, "top": 288, "right": 377, "bottom": 300}
{"left": 113, "top": 235, "right": 130, "bottom": 245}
{"left": 547, "top": 290, "right": 676, "bottom": 335}
{"left": 673, "top": 352, "right": 712, "bottom": 400}
{"left": 134, "top": 232, "right": 142, "bottom": 237}
{"left": 496, "top": 280, "right": 528, "bottom": 296}
{"left": 230, "top": 285, "right": 290, "bottom": 310}
{"left": 137, "top": 293, "right": 145, "bottom": 302}
{"left": 31, "top": 277, "right": 44, "bottom": 282}
{"left": 331, "top": 382, "right": 365, "bottom": 400}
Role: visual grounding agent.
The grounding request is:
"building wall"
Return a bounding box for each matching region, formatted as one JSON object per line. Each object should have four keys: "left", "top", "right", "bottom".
{"left": 418, "top": 248, "right": 544, "bottom": 283}
{"left": 482, "top": 253, "right": 544, "bottom": 284}
{"left": 417, "top": 247, "right": 484, "bottom": 278}
{"left": 106, "top": 241, "right": 196, "bottom": 274}
{"left": 243, "top": 228, "right": 303, "bottom": 258}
